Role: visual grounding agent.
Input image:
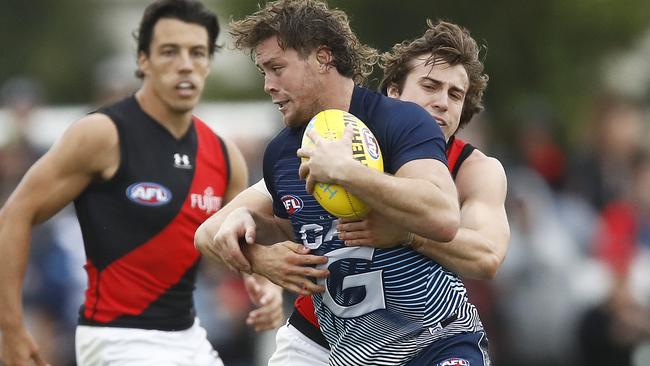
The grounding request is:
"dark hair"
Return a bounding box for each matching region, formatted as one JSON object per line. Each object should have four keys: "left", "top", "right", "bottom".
{"left": 134, "top": 0, "right": 220, "bottom": 78}
{"left": 380, "top": 20, "right": 488, "bottom": 130}
{"left": 229, "top": 0, "right": 377, "bottom": 84}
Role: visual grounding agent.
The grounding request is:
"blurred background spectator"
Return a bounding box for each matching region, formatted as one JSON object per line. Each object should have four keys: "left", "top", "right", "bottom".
{"left": 1, "top": 0, "right": 650, "bottom": 365}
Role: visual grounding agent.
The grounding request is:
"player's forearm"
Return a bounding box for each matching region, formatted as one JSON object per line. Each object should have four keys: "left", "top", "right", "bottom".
{"left": 0, "top": 212, "right": 32, "bottom": 329}
{"left": 249, "top": 210, "right": 293, "bottom": 244}
{"left": 410, "top": 228, "right": 504, "bottom": 279}
{"left": 340, "top": 164, "right": 459, "bottom": 241}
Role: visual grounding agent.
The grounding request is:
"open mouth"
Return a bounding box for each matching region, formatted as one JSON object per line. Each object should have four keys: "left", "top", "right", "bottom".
{"left": 176, "top": 81, "right": 196, "bottom": 95}
{"left": 274, "top": 100, "right": 289, "bottom": 112}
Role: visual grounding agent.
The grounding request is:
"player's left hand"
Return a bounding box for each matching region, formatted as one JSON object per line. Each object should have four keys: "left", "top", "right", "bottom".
{"left": 243, "top": 274, "right": 284, "bottom": 332}
{"left": 297, "top": 127, "right": 356, "bottom": 194}
{"left": 338, "top": 210, "right": 409, "bottom": 248}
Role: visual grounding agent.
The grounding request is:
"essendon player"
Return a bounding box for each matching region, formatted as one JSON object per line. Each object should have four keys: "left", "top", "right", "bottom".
{"left": 0, "top": 1, "right": 282, "bottom": 365}
{"left": 196, "top": 18, "right": 508, "bottom": 366}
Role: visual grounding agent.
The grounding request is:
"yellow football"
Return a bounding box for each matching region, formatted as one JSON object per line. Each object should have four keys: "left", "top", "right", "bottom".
{"left": 301, "top": 109, "right": 384, "bottom": 219}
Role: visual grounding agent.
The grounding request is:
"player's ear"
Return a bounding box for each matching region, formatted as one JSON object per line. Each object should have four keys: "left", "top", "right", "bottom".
{"left": 315, "top": 46, "right": 333, "bottom": 72}
{"left": 137, "top": 51, "right": 150, "bottom": 77}
{"left": 387, "top": 83, "right": 401, "bottom": 98}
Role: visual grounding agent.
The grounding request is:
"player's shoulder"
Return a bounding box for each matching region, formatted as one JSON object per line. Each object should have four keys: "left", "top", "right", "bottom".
{"left": 465, "top": 149, "right": 505, "bottom": 173}
{"left": 458, "top": 148, "right": 507, "bottom": 191}
{"left": 70, "top": 112, "right": 118, "bottom": 144}
{"left": 264, "top": 127, "right": 299, "bottom": 163}
{"left": 266, "top": 127, "right": 293, "bottom": 151}
{"left": 371, "top": 90, "right": 432, "bottom": 124}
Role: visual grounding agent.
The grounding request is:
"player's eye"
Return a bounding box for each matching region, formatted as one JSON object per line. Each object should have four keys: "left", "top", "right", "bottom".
{"left": 450, "top": 91, "right": 464, "bottom": 100}
{"left": 161, "top": 48, "right": 176, "bottom": 56}
{"left": 192, "top": 49, "right": 207, "bottom": 58}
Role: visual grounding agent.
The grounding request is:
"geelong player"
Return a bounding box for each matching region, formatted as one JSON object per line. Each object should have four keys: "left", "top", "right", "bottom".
{"left": 196, "top": 15, "right": 508, "bottom": 366}
{"left": 196, "top": 1, "right": 491, "bottom": 365}
{"left": 276, "top": 19, "right": 510, "bottom": 366}
{"left": 0, "top": 1, "right": 282, "bottom": 365}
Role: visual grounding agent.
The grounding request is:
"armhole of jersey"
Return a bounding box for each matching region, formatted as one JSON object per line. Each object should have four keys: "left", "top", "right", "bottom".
{"left": 91, "top": 111, "right": 126, "bottom": 188}
{"left": 251, "top": 179, "right": 273, "bottom": 201}
{"left": 217, "top": 135, "right": 231, "bottom": 184}
{"left": 452, "top": 143, "right": 476, "bottom": 179}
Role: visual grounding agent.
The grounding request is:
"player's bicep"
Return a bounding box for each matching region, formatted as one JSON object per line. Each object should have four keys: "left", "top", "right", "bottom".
{"left": 395, "top": 158, "right": 456, "bottom": 197}
{"left": 3, "top": 114, "right": 118, "bottom": 224}
{"left": 222, "top": 185, "right": 273, "bottom": 219}
{"left": 457, "top": 157, "right": 510, "bottom": 246}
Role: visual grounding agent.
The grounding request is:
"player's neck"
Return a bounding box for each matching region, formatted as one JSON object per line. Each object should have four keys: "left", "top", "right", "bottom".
{"left": 321, "top": 76, "right": 355, "bottom": 112}
{"left": 134, "top": 88, "right": 193, "bottom": 139}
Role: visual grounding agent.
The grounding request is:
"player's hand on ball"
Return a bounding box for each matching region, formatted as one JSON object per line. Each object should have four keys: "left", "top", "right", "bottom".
{"left": 338, "top": 210, "right": 410, "bottom": 249}
{"left": 244, "top": 241, "right": 329, "bottom": 295}
{"left": 297, "top": 110, "right": 383, "bottom": 219}
{"left": 297, "top": 126, "right": 356, "bottom": 194}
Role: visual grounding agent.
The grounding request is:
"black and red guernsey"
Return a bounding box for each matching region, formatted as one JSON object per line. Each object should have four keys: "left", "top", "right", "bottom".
{"left": 74, "top": 96, "right": 229, "bottom": 331}
{"left": 445, "top": 135, "right": 476, "bottom": 179}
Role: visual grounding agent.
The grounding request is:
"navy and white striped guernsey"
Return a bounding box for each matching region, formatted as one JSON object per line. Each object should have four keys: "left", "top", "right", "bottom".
{"left": 263, "top": 86, "right": 484, "bottom": 366}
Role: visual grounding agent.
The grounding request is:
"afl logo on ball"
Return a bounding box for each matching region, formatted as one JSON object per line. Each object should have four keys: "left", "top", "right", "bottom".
{"left": 281, "top": 195, "right": 303, "bottom": 215}
{"left": 361, "top": 128, "right": 380, "bottom": 160}
{"left": 126, "top": 182, "right": 172, "bottom": 206}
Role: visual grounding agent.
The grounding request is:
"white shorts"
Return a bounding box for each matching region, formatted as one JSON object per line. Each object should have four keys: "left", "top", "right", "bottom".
{"left": 75, "top": 318, "right": 224, "bottom": 366}
{"left": 267, "top": 322, "right": 329, "bottom": 366}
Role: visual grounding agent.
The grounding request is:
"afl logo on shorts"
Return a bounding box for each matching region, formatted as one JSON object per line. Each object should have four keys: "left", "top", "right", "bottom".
{"left": 126, "top": 182, "right": 172, "bottom": 206}
{"left": 439, "top": 358, "right": 470, "bottom": 366}
{"left": 361, "top": 128, "right": 380, "bottom": 160}
{"left": 281, "top": 194, "right": 303, "bottom": 215}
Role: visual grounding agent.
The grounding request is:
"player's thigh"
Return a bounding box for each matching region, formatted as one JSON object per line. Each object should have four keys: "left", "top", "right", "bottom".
{"left": 407, "top": 331, "right": 490, "bottom": 366}
{"left": 268, "top": 323, "right": 329, "bottom": 366}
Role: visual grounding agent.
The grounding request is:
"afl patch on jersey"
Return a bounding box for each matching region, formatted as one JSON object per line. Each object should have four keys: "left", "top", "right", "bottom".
{"left": 281, "top": 194, "right": 304, "bottom": 215}
{"left": 126, "top": 182, "right": 172, "bottom": 206}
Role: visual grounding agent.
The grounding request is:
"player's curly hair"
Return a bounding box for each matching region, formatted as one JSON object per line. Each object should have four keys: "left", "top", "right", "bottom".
{"left": 380, "top": 20, "right": 488, "bottom": 129}
{"left": 230, "top": 0, "right": 378, "bottom": 84}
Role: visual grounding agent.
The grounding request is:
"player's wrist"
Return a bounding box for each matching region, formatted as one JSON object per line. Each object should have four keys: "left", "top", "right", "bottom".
{"left": 0, "top": 314, "right": 24, "bottom": 330}
{"left": 333, "top": 160, "right": 364, "bottom": 186}
{"left": 402, "top": 232, "right": 415, "bottom": 248}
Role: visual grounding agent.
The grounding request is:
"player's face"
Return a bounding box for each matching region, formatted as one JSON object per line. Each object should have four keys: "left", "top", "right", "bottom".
{"left": 255, "top": 36, "right": 324, "bottom": 128}
{"left": 388, "top": 54, "right": 469, "bottom": 140}
{"left": 138, "top": 18, "right": 211, "bottom": 114}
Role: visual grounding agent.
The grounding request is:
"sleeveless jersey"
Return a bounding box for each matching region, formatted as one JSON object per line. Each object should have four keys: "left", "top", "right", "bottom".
{"left": 264, "top": 86, "right": 483, "bottom": 366}
{"left": 291, "top": 135, "right": 480, "bottom": 350}
{"left": 446, "top": 135, "right": 476, "bottom": 179}
{"left": 74, "top": 96, "right": 229, "bottom": 331}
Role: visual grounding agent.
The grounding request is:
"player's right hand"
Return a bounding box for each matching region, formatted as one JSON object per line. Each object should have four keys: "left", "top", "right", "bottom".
{"left": 245, "top": 241, "right": 329, "bottom": 295}
{"left": 1, "top": 325, "right": 49, "bottom": 366}
{"left": 338, "top": 210, "right": 409, "bottom": 248}
{"left": 196, "top": 207, "right": 256, "bottom": 273}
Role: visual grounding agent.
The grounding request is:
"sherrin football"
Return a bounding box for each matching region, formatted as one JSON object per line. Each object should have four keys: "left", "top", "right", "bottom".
{"left": 301, "top": 109, "right": 384, "bottom": 219}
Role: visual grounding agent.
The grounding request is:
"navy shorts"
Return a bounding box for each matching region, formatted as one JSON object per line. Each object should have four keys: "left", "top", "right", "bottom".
{"left": 407, "top": 331, "right": 490, "bottom": 366}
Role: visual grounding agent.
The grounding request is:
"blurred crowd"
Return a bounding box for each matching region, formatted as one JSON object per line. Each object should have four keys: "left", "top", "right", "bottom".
{"left": 1, "top": 70, "right": 649, "bottom": 366}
